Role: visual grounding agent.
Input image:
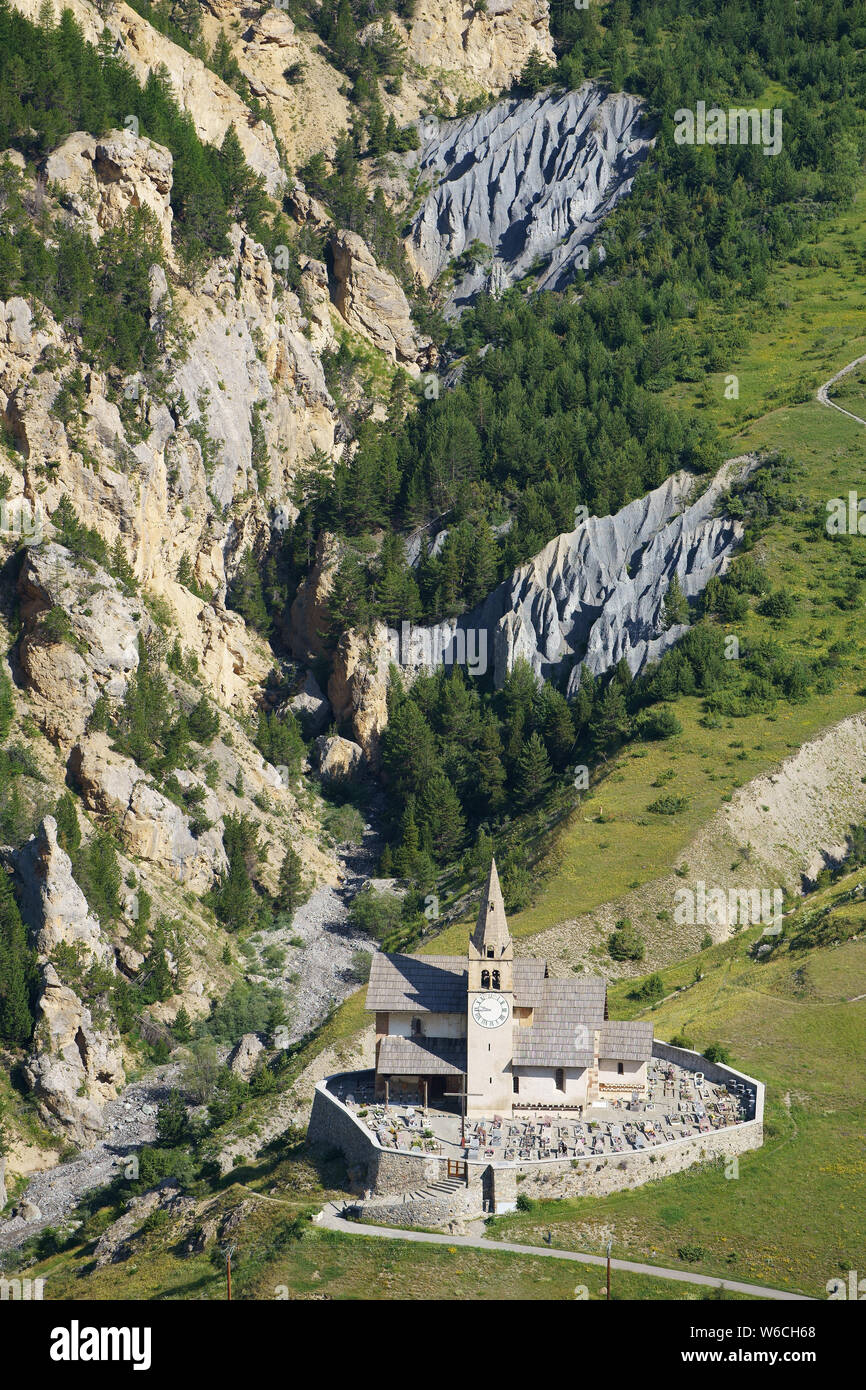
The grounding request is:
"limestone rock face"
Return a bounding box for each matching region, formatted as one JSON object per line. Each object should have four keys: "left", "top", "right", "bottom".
{"left": 329, "top": 229, "right": 434, "bottom": 373}
{"left": 407, "top": 85, "right": 655, "bottom": 309}
{"left": 1, "top": 186, "right": 338, "bottom": 708}
{"left": 11, "top": 0, "right": 285, "bottom": 194}
{"left": 287, "top": 670, "right": 331, "bottom": 736}
{"left": 24, "top": 964, "right": 125, "bottom": 1145}
{"left": 314, "top": 734, "right": 365, "bottom": 783}
{"left": 17, "top": 543, "right": 145, "bottom": 745}
{"left": 392, "top": 459, "right": 754, "bottom": 692}
{"left": 15, "top": 817, "right": 114, "bottom": 968}
{"left": 288, "top": 531, "right": 344, "bottom": 662}
{"left": 172, "top": 224, "right": 336, "bottom": 514}
{"left": 328, "top": 624, "right": 392, "bottom": 769}
{"left": 12, "top": 817, "right": 124, "bottom": 1145}
{"left": 228, "top": 1033, "right": 265, "bottom": 1080}
{"left": 43, "top": 129, "right": 174, "bottom": 253}
{"left": 69, "top": 734, "right": 228, "bottom": 890}
{"left": 404, "top": 0, "right": 554, "bottom": 94}
{"left": 223, "top": 8, "right": 351, "bottom": 168}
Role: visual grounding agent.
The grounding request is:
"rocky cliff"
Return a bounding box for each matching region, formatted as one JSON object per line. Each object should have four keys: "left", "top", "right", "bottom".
{"left": 329, "top": 459, "right": 753, "bottom": 754}
{"left": 12, "top": 818, "right": 125, "bottom": 1145}
{"left": 397, "top": 458, "right": 751, "bottom": 690}
{"left": 406, "top": 84, "right": 655, "bottom": 308}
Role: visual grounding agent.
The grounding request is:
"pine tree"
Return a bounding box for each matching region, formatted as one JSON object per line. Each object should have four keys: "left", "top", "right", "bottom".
{"left": 0, "top": 661, "right": 14, "bottom": 743}
{"left": 366, "top": 95, "right": 387, "bottom": 157}
{"left": 276, "top": 845, "right": 305, "bottom": 915}
{"left": 539, "top": 686, "right": 575, "bottom": 770}
{"left": 218, "top": 124, "right": 269, "bottom": 228}
{"left": 173, "top": 1005, "right": 192, "bottom": 1043}
{"left": 467, "top": 521, "right": 497, "bottom": 605}
{"left": 0, "top": 870, "right": 33, "bottom": 1045}
{"left": 228, "top": 548, "right": 270, "bottom": 633}
{"left": 55, "top": 790, "right": 81, "bottom": 854}
{"left": 589, "top": 683, "right": 630, "bottom": 759}
{"left": 515, "top": 732, "right": 552, "bottom": 807}
{"left": 476, "top": 715, "right": 507, "bottom": 814}
{"left": 664, "top": 573, "right": 689, "bottom": 627}
{"left": 418, "top": 772, "right": 465, "bottom": 862}
{"left": 0, "top": 782, "right": 26, "bottom": 844}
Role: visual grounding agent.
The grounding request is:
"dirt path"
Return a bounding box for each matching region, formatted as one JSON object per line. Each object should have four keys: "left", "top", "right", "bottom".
{"left": 317, "top": 1202, "right": 813, "bottom": 1301}
{"left": 816, "top": 354, "right": 866, "bottom": 426}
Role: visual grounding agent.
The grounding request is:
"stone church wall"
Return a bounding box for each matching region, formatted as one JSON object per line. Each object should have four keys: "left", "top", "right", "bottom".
{"left": 308, "top": 1045, "right": 765, "bottom": 1221}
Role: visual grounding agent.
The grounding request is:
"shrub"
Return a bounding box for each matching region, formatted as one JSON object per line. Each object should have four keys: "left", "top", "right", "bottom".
{"left": 637, "top": 709, "right": 682, "bottom": 740}
{"left": 348, "top": 886, "right": 402, "bottom": 944}
{"left": 608, "top": 919, "right": 645, "bottom": 962}
{"left": 647, "top": 793, "right": 688, "bottom": 815}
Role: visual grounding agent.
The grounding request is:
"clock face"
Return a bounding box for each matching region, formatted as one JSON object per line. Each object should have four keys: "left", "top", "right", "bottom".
{"left": 472, "top": 994, "right": 510, "bottom": 1029}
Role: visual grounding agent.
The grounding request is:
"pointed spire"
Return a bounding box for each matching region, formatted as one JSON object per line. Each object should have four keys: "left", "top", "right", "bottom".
{"left": 471, "top": 858, "right": 511, "bottom": 955}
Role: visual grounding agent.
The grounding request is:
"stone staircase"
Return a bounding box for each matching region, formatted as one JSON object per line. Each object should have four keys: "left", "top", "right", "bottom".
{"left": 400, "top": 1177, "right": 466, "bottom": 1203}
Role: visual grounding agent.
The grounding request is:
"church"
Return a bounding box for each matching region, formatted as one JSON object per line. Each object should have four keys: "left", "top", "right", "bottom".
{"left": 366, "top": 860, "right": 653, "bottom": 1118}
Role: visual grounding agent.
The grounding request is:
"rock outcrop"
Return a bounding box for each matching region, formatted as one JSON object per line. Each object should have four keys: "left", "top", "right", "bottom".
{"left": 402, "top": 0, "right": 554, "bottom": 96}
{"left": 13, "top": 818, "right": 124, "bottom": 1146}
{"left": 328, "top": 625, "right": 392, "bottom": 768}
{"left": 287, "top": 670, "right": 331, "bottom": 736}
{"left": 17, "top": 543, "right": 145, "bottom": 746}
{"left": 24, "top": 964, "right": 125, "bottom": 1146}
{"left": 288, "top": 531, "right": 344, "bottom": 662}
{"left": 407, "top": 84, "right": 655, "bottom": 309}
{"left": 69, "top": 734, "right": 228, "bottom": 891}
{"left": 43, "top": 129, "right": 174, "bottom": 254}
{"left": 329, "top": 230, "right": 434, "bottom": 373}
{"left": 391, "top": 459, "right": 753, "bottom": 692}
{"left": 314, "top": 734, "right": 365, "bottom": 783}
{"left": 227, "top": 1033, "right": 265, "bottom": 1081}
{"left": 14, "top": 818, "right": 113, "bottom": 968}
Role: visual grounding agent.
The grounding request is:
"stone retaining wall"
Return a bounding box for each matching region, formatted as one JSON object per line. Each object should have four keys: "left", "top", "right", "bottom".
{"left": 353, "top": 1186, "right": 484, "bottom": 1230}
{"left": 308, "top": 1047, "right": 765, "bottom": 1215}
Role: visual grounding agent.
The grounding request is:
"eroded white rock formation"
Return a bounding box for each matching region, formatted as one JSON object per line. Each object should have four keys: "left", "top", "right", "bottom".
{"left": 394, "top": 460, "right": 752, "bottom": 691}
{"left": 406, "top": 84, "right": 655, "bottom": 309}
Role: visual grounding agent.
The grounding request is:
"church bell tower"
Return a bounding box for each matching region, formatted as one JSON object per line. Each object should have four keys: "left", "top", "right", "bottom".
{"left": 466, "top": 859, "right": 514, "bottom": 1117}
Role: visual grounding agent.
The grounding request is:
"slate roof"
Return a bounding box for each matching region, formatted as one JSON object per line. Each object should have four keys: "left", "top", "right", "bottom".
{"left": 513, "top": 978, "right": 608, "bottom": 1068}
{"left": 366, "top": 952, "right": 551, "bottom": 1013}
{"left": 598, "top": 1020, "right": 653, "bottom": 1062}
{"left": 513, "top": 958, "right": 548, "bottom": 1007}
{"left": 377, "top": 1035, "right": 466, "bottom": 1077}
{"left": 366, "top": 954, "right": 466, "bottom": 1013}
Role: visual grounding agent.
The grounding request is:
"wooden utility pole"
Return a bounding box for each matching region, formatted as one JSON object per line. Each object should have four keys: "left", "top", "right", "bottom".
{"left": 606, "top": 1239, "right": 612, "bottom": 1301}
{"left": 222, "top": 1242, "right": 236, "bottom": 1301}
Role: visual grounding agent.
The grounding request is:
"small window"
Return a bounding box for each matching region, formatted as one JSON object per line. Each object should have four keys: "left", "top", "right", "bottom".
{"left": 492, "top": 970, "right": 500, "bottom": 990}
{"left": 481, "top": 969, "right": 490, "bottom": 989}
{"left": 513, "top": 1075, "right": 519, "bottom": 1094}
{"left": 556, "top": 1068, "right": 565, "bottom": 1093}
{"left": 617, "top": 1062, "right": 624, "bottom": 1076}
{"left": 486, "top": 947, "right": 494, "bottom": 959}
{"left": 411, "top": 1017, "right": 422, "bottom": 1036}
